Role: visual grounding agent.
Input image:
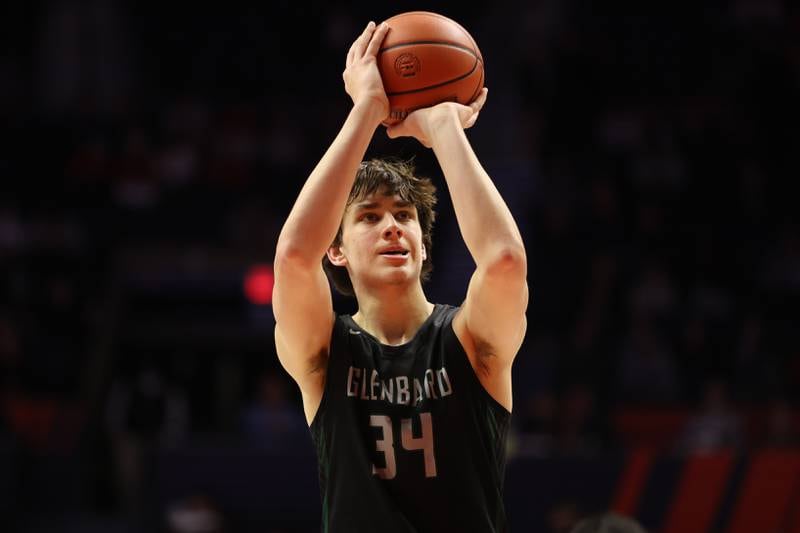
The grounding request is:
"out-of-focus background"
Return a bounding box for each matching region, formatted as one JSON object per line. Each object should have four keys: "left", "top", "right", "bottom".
{"left": 2, "top": 1, "right": 799, "bottom": 532}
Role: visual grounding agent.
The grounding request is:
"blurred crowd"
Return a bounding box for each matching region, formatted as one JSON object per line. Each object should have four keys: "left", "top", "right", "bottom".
{"left": 1, "top": 0, "right": 799, "bottom": 531}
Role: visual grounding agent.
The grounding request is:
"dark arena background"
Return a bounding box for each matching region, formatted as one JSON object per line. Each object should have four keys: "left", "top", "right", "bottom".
{"left": 2, "top": 1, "right": 800, "bottom": 532}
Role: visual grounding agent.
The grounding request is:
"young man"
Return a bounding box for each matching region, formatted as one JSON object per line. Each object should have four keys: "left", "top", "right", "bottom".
{"left": 273, "top": 20, "right": 528, "bottom": 532}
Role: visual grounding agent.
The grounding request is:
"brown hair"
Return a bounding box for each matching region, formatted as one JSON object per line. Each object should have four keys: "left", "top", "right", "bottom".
{"left": 322, "top": 158, "right": 437, "bottom": 296}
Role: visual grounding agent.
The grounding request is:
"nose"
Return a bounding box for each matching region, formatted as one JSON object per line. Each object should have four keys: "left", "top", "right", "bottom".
{"left": 382, "top": 214, "right": 403, "bottom": 240}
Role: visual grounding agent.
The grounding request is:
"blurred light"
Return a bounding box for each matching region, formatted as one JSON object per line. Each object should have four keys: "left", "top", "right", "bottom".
{"left": 244, "top": 264, "right": 274, "bottom": 305}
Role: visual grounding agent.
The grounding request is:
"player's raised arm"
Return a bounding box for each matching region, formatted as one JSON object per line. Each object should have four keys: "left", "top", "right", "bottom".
{"left": 273, "top": 21, "right": 390, "bottom": 418}
{"left": 387, "top": 89, "right": 528, "bottom": 409}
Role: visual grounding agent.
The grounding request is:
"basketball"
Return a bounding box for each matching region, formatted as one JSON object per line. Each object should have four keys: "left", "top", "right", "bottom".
{"left": 377, "top": 11, "right": 484, "bottom": 126}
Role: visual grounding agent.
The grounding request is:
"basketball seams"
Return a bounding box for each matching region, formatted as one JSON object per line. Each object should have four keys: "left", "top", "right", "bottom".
{"left": 467, "top": 67, "right": 484, "bottom": 104}
{"left": 379, "top": 41, "right": 477, "bottom": 56}
{"left": 379, "top": 42, "right": 480, "bottom": 94}
{"left": 432, "top": 14, "right": 482, "bottom": 60}
{"left": 378, "top": 11, "right": 485, "bottom": 123}
{"left": 384, "top": 11, "right": 481, "bottom": 59}
{"left": 386, "top": 57, "right": 479, "bottom": 96}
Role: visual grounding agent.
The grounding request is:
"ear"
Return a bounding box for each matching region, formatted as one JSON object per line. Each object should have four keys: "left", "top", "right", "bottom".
{"left": 421, "top": 243, "right": 427, "bottom": 261}
{"left": 327, "top": 245, "right": 348, "bottom": 267}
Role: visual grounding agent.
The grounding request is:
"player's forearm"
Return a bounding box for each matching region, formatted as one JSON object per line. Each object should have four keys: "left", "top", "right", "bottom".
{"left": 429, "top": 114, "right": 525, "bottom": 267}
{"left": 276, "top": 101, "right": 384, "bottom": 266}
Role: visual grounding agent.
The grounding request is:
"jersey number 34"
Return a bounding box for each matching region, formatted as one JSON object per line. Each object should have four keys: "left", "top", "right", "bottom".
{"left": 370, "top": 412, "right": 437, "bottom": 479}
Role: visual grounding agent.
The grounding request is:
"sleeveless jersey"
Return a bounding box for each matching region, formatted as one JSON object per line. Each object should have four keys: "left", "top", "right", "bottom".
{"left": 309, "top": 304, "right": 511, "bottom": 533}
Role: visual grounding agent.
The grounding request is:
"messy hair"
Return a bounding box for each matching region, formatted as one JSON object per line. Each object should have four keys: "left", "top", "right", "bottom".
{"left": 322, "top": 158, "right": 437, "bottom": 297}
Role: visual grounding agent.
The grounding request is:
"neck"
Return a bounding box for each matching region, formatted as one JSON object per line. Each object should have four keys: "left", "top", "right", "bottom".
{"left": 352, "top": 283, "right": 434, "bottom": 346}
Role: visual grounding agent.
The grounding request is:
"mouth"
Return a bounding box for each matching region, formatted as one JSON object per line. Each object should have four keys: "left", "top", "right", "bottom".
{"left": 378, "top": 248, "right": 410, "bottom": 258}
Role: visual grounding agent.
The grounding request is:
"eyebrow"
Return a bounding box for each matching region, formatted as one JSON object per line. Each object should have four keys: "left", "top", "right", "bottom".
{"left": 354, "top": 200, "right": 413, "bottom": 210}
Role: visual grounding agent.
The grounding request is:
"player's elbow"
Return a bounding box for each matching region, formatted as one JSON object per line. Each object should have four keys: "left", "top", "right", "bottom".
{"left": 484, "top": 244, "right": 527, "bottom": 279}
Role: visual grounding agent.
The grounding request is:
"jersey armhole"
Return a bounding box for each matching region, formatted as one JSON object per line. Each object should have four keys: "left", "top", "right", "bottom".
{"left": 308, "top": 311, "right": 338, "bottom": 430}
{"left": 445, "top": 307, "right": 512, "bottom": 417}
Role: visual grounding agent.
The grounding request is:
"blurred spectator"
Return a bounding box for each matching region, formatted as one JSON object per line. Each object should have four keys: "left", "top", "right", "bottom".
{"left": 106, "top": 358, "right": 190, "bottom": 514}
{"left": 555, "top": 383, "right": 607, "bottom": 457}
{"left": 530, "top": 183, "right": 583, "bottom": 335}
{"left": 628, "top": 261, "right": 678, "bottom": 324}
{"left": 240, "top": 372, "right": 305, "bottom": 449}
{"left": 155, "top": 141, "right": 199, "bottom": 190}
{"left": 568, "top": 252, "right": 619, "bottom": 366}
{"left": 762, "top": 398, "right": 800, "bottom": 448}
{"left": 548, "top": 500, "right": 582, "bottom": 533}
{"left": 675, "top": 380, "right": 745, "bottom": 455}
{"left": 165, "top": 494, "right": 226, "bottom": 533}
{"left": 732, "top": 313, "right": 780, "bottom": 403}
{"left": 515, "top": 388, "right": 557, "bottom": 457}
{"left": 0, "top": 315, "right": 21, "bottom": 392}
{"left": 616, "top": 315, "right": 680, "bottom": 405}
{"left": 112, "top": 127, "right": 158, "bottom": 210}
{"left": 205, "top": 104, "right": 260, "bottom": 187}
{"left": 631, "top": 127, "right": 687, "bottom": 194}
{"left": 760, "top": 226, "right": 800, "bottom": 292}
{"left": 66, "top": 137, "right": 110, "bottom": 186}
{"left": 569, "top": 512, "right": 648, "bottom": 533}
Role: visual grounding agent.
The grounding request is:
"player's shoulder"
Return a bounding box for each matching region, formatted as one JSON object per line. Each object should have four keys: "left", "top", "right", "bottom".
{"left": 434, "top": 301, "right": 461, "bottom": 316}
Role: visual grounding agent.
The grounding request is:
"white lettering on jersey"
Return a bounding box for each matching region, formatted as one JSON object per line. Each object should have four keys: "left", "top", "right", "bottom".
{"left": 346, "top": 366, "right": 454, "bottom": 405}
{"left": 437, "top": 368, "right": 453, "bottom": 397}
{"left": 380, "top": 379, "right": 394, "bottom": 403}
{"left": 370, "top": 369, "right": 379, "bottom": 401}
{"left": 423, "top": 369, "right": 438, "bottom": 399}
{"left": 396, "top": 376, "right": 410, "bottom": 405}
{"left": 347, "top": 367, "right": 361, "bottom": 397}
{"left": 413, "top": 378, "right": 424, "bottom": 405}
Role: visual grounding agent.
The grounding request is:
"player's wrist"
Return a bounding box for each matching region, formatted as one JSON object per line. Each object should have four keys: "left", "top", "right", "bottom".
{"left": 352, "top": 96, "right": 388, "bottom": 127}
{"left": 426, "top": 107, "right": 462, "bottom": 142}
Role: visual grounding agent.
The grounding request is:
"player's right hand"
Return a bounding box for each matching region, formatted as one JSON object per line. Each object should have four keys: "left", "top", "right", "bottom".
{"left": 343, "top": 21, "right": 390, "bottom": 120}
{"left": 386, "top": 88, "right": 488, "bottom": 148}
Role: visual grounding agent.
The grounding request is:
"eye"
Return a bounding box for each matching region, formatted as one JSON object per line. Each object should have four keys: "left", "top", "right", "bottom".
{"left": 395, "top": 210, "right": 411, "bottom": 221}
{"left": 362, "top": 212, "right": 379, "bottom": 222}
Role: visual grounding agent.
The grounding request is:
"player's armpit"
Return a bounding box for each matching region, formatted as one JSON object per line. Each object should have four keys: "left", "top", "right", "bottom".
{"left": 459, "top": 248, "right": 528, "bottom": 370}
{"left": 272, "top": 254, "right": 334, "bottom": 391}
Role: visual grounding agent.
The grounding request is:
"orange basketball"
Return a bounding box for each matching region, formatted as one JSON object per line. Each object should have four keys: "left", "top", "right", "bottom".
{"left": 378, "top": 11, "right": 484, "bottom": 126}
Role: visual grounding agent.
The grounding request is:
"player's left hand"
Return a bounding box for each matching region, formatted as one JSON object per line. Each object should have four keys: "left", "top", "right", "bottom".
{"left": 385, "top": 88, "right": 488, "bottom": 148}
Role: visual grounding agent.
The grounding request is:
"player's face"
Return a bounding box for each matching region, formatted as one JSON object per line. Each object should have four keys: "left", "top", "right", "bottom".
{"left": 333, "top": 190, "right": 426, "bottom": 289}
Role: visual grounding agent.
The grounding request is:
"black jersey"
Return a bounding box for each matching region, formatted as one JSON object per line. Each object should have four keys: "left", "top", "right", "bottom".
{"left": 309, "top": 304, "right": 511, "bottom": 533}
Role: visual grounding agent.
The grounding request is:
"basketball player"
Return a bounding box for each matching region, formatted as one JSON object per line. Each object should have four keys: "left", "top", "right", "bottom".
{"left": 273, "top": 21, "right": 528, "bottom": 532}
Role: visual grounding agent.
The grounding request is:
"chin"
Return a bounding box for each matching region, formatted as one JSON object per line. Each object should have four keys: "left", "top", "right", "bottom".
{"left": 369, "top": 269, "right": 419, "bottom": 289}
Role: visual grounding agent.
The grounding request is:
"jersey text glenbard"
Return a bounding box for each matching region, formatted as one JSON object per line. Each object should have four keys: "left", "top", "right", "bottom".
{"left": 346, "top": 366, "right": 453, "bottom": 405}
